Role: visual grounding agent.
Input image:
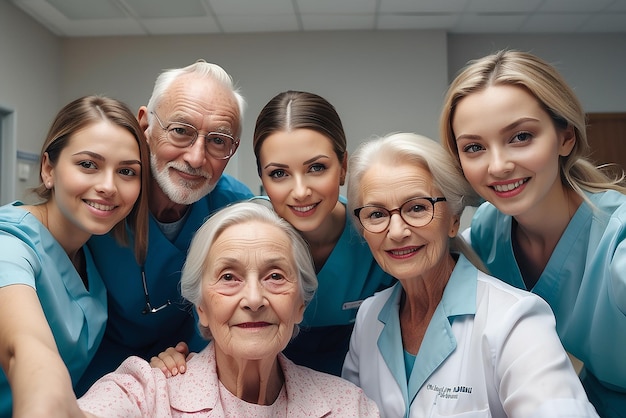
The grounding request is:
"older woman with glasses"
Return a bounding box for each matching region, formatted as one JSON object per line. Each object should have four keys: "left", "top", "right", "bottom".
{"left": 78, "top": 201, "right": 378, "bottom": 417}
{"left": 341, "top": 132, "right": 598, "bottom": 417}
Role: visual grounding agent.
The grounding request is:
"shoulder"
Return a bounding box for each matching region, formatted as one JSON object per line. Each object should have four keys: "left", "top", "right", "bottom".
{"left": 589, "top": 190, "right": 626, "bottom": 222}
{"left": 280, "top": 355, "right": 378, "bottom": 415}
{"left": 360, "top": 285, "right": 396, "bottom": 313}
{"left": 212, "top": 174, "right": 253, "bottom": 199}
{"left": 471, "top": 201, "right": 505, "bottom": 229}
{"left": 0, "top": 202, "right": 34, "bottom": 230}
{"left": 475, "top": 270, "right": 551, "bottom": 315}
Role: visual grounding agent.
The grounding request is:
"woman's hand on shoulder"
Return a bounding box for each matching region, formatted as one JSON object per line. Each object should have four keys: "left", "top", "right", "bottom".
{"left": 150, "top": 341, "right": 193, "bottom": 377}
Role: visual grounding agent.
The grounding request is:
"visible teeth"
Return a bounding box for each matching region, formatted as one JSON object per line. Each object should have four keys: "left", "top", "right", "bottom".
{"left": 293, "top": 204, "right": 315, "bottom": 212}
{"left": 87, "top": 201, "right": 115, "bottom": 211}
{"left": 391, "top": 248, "right": 417, "bottom": 256}
{"left": 493, "top": 179, "right": 525, "bottom": 192}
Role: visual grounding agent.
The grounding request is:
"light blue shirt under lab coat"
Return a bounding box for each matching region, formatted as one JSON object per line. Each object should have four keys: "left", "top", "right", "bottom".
{"left": 0, "top": 202, "right": 106, "bottom": 417}
{"left": 342, "top": 254, "right": 597, "bottom": 417}
{"left": 467, "top": 190, "right": 626, "bottom": 417}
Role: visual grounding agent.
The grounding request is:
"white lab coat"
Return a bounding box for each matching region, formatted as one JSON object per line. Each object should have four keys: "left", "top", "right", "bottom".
{"left": 342, "top": 255, "right": 598, "bottom": 418}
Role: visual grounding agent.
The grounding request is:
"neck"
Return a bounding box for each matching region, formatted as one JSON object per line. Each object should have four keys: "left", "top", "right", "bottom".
{"left": 149, "top": 177, "right": 189, "bottom": 223}
{"left": 216, "top": 350, "right": 283, "bottom": 405}
{"left": 299, "top": 201, "right": 345, "bottom": 271}
{"left": 29, "top": 202, "right": 88, "bottom": 255}
{"left": 400, "top": 253, "right": 455, "bottom": 320}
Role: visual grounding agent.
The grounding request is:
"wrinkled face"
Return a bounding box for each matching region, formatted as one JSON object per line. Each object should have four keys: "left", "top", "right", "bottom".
{"left": 359, "top": 162, "right": 459, "bottom": 282}
{"left": 258, "top": 128, "right": 346, "bottom": 233}
{"left": 147, "top": 75, "right": 240, "bottom": 205}
{"left": 452, "top": 84, "right": 575, "bottom": 218}
{"left": 197, "top": 221, "right": 305, "bottom": 361}
{"left": 42, "top": 121, "right": 141, "bottom": 241}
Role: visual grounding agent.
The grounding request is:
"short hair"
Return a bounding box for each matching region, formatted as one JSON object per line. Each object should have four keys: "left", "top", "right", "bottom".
{"left": 253, "top": 90, "right": 346, "bottom": 177}
{"left": 32, "top": 95, "right": 150, "bottom": 264}
{"left": 347, "top": 132, "right": 486, "bottom": 271}
{"left": 440, "top": 49, "right": 626, "bottom": 205}
{"left": 180, "top": 201, "right": 318, "bottom": 340}
{"left": 146, "top": 60, "right": 246, "bottom": 137}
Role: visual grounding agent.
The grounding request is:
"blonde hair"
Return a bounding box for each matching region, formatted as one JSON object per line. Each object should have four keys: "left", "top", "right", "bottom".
{"left": 440, "top": 49, "right": 626, "bottom": 207}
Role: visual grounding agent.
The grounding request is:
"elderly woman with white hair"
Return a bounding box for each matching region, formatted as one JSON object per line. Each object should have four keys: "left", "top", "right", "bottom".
{"left": 341, "top": 133, "right": 597, "bottom": 417}
{"left": 78, "top": 201, "right": 378, "bottom": 417}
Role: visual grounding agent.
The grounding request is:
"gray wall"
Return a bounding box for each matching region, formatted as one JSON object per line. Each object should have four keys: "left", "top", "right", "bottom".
{"left": 1, "top": 0, "right": 625, "bottom": 206}
{"left": 59, "top": 30, "right": 448, "bottom": 196}
{"left": 0, "top": 1, "right": 61, "bottom": 203}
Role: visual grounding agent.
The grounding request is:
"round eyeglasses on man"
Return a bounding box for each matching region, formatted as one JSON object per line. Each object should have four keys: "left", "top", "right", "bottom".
{"left": 151, "top": 111, "right": 239, "bottom": 160}
{"left": 354, "top": 196, "right": 447, "bottom": 233}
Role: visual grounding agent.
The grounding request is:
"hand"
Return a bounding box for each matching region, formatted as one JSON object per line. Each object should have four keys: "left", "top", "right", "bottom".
{"left": 150, "top": 342, "right": 193, "bottom": 377}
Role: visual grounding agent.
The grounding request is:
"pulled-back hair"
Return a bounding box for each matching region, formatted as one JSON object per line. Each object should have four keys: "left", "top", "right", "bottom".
{"left": 253, "top": 90, "right": 346, "bottom": 177}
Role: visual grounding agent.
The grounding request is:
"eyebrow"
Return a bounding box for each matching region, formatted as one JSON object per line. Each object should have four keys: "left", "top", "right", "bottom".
{"left": 499, "top": 117, "right": 540, "bottom": 134}
{"left": 303, "top": 154, "right": 329, "bottom": 165}
{"left": 455, "top": 117, "right": 540, "bottom": 142}
{"left": 262, "top": 154, "right": 330, "bottom": 171}
{"left": 73, "top": 151, "right": 141, "bottom": 166}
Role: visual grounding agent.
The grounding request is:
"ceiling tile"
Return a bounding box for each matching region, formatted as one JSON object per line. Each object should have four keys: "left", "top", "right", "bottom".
{"left": 301, "top": 14, "right": 375, "bottom": 31}
{"left": 124, "top": 0, "right": 209, "bottom": 19}
{"left": 522, "top": 13, "right": 591, "bottom": 32}
{"left": 379, "top": 0, "right": 469, "bottom": 14}
{"left": 538, "top": 0, "right": 614, "bottom": 12}
{"left": 453, "top": 14, "right": 528, "bottom": 33}
{"left": 606, "top": 0, "right": 626, "bottom": 12}
{"left": 465, "top": 0, "right": 543, "bottom": 13}
{"left": 62, "top": 19, "right": 146, "bottom": 36}
{"left": 296, "top": 0, "right": 377, "bottom": 14}
{"left": 209, "top": 0, "right": 294, "bottom": 15}
{"left": 216, "top": 14, "right": 299, "bottom": 33}
{"left": 377, "top": 13, "right": 461, "bottom": 30}
{"left": 141, "top": 17, "right": 221, "bottom": 35}
{"left": 47, "top": 0, "right": 124, "bottom": 19}
{"left": 580, "top": 13, "right": 626, "bottom": 31}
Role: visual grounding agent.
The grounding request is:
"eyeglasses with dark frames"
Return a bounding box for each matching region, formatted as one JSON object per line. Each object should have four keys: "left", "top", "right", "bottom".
{"left": 354, "top": 196, "right": 447, "bottom": 234}
{"left": 150, "top": 111, "right": 239, "bottom": 160}
{"left": 140, "top": 267, "right": 171, "bottom": 315}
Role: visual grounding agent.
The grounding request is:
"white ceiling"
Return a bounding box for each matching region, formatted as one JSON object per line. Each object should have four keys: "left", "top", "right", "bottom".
{"left": 11, "top": 0, "right": 626, "bottom": 37}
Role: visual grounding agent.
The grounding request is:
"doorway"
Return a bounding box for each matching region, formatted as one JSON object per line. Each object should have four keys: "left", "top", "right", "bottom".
{"left": 0, "top": 107, "right": 16, "bottom": 205}
{"left": 585, "top": 113, "right": 626, "bottom": 173}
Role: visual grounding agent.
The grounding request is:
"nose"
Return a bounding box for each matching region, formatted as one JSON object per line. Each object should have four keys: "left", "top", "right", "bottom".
{"left": 183, "top": 137, "right": 208, "bottom": 169}
{"left": 487, "top": 148, "right": 514, "bottom": 177}
{"left": 241, "top": 279, "right": 266, "bottom": 312}
{"left": 292, "top": 176, "right": 311, "bottom": 200}
{"left": 95, "top": 171, "right": 117, "bottom": 196}
{"left": 387, "top": 212, "right": 410, "bottom": 241}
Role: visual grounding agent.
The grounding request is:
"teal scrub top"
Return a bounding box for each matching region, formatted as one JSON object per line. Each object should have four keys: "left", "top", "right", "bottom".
{"left": 0, "top": 202, "right": 106, "bottom": 417}
{"left": 469, "top": 190, "right": 626, "bottom": 417}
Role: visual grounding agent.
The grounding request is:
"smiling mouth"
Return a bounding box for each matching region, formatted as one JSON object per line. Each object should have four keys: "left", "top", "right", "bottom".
{"left": 492, "top": 178, "right": 528, "bottom": 192}
{"left": 237, "top": 322, "right": 270, "bottom": 328}
{"left": 388, "top": 247, "right": 419, "bottom": 256}
{"left": 85, "top": 201, "right": 116, "bottom": 211}
{"left": 291, "top": 203, "right": 317, "bottom": 212}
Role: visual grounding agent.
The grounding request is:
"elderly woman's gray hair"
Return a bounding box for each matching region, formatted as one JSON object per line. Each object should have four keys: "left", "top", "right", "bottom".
{"left": 347, "top": 132, "right": 487, "bottom": 271}
{"left": 180, "top": 201, "right": 318, "bottom": 340}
